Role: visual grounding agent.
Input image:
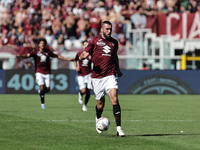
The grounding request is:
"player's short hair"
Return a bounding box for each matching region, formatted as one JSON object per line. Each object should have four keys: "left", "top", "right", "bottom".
{"left": 82, "top": 40, "right": 88, "bottom": 45}
{"left": 37, "top": 38, "right": 47, "bottom": 46}
{"left": 101, "top": 21, "right": 112, "bottom": 28}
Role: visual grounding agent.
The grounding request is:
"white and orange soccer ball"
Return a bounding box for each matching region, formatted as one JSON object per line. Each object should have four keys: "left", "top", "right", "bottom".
{"left": 96, "top": 117, "right": 110, "bottom": 131}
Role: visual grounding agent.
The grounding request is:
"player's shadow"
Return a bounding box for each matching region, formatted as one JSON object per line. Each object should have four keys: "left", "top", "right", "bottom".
{"left": 132, "top": 133, "right": 200, "bottom": 136}
{"left": 106, "top": 133, "right": 200, "bottom": 137}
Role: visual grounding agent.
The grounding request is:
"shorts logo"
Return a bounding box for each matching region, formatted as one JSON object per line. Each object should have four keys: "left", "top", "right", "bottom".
{"left": 97, "top": 42, "right": 106, "bottom": 46}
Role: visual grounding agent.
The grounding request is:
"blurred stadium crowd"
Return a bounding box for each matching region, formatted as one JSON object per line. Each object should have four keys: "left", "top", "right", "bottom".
{"left": 0, "top": 0, "right": 199, "bottom": 52}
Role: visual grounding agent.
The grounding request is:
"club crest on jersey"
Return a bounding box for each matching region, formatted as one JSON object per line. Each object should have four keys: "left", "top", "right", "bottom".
{"left": 111, "top": 42, "right": 115, "bottom": 46}
{"left": 97, "top": 42, "right": 106, "bottom": 46}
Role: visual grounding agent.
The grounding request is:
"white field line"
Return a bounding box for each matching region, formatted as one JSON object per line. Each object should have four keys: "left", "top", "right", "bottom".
{"left": 0, "top": 120, "right": 199, "bottom": 122}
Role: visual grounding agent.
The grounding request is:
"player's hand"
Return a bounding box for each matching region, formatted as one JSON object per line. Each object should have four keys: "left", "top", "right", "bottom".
{"left": 27, "top": 53, "right": 31, "bottom": 57}
{"left": 76, "top": 67, "right": 80, "bottom": 72}
{"left": 117, "top": 70, "right": 123, "bottom": 77}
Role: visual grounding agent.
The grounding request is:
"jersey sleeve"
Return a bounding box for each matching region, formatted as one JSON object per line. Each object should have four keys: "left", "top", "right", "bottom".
{"left": 75, "top": 52, "right": 79, "bottom": 61}
{"left": 113, "top": 40, "right": 119, "bottom": 55}
{"left": 49, "top": 50, "right": 58, "bottom": 58}
{"left": 84, "top": 38, "right": 94, "bottom": 54}
{"left": 29, "top": 50, "right": 36, "bottom": 57}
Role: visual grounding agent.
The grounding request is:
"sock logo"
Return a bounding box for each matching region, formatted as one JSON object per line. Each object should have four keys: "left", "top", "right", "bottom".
{"left": 115, "top": 111, "right": 120, "bottom": 114}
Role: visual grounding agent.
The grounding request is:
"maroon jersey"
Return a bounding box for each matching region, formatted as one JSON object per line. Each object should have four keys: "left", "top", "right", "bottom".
{"left": 30, "top": 47, "right": 58, "bottom": 74}
{"left": 84, "top": 35, "right": 118, "bottom": 78}
{"left": 75, "top": 51, "right": 92, "bottom": 76}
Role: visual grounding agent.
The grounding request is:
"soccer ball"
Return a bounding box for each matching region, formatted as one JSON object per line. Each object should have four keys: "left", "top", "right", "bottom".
{"left": 96, "top": 117, "right": 110, "bottom": 131}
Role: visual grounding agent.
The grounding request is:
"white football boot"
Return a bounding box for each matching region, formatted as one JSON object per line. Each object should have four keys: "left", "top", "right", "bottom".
{"left": 41, "top": 104, "right": 45, "bottom": 109}
{"left": 82, "top": 104, "right": 87, "bottom": 111}
{"left": 78, "top": 92, "right": 83, "bottom": 104}
{"left": 95, "top": 117, "right": 102, "bottom": 134}
{"left": 117, "top": 126, "right": 125, "bottom": 137}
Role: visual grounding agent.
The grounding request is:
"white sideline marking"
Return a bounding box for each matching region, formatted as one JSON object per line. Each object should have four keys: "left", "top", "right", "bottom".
{"left": 0, "top": 120, "right": 199, "bottom": 122}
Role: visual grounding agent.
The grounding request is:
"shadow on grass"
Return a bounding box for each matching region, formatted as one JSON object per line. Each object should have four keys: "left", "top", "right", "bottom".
{"left": 133, "top": 133, "right": 200, "bottom": 136}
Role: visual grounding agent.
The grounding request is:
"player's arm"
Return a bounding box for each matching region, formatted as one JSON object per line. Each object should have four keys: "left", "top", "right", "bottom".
{"left": 16, "top": 53, "right": 31, "bottom": 58}
{"left": 74, "top": 59, "right": 80, "bottom": 72}
{"left": 57, "top": 55, "right": 74, "bottom": 61}
{"left": 80, "top": 51, "right": 89, "bottom": 60}
{"left": 114, "top": 54, "right": 123, "bottom": 77}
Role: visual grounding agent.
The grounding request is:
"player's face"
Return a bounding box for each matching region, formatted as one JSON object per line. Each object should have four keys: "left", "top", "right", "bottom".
{"left": 101, "top": 24, "right": 112, "bottom": 39}
{"left": 38, "top": 41, "right": 46, "bottom": 50}
{"left": 82, "top": 42, "right": 88, "bottom": 49}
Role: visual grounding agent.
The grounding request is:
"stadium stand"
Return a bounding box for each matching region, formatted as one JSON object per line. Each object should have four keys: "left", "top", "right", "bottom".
{"left": 1, "top": 0, "right": 200, "bottom": 70}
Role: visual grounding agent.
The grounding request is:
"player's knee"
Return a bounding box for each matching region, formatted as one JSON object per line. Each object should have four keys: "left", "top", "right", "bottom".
{"left": 97, "top": 104, "right": 104, "bottom": 109}
{"left": 111, "top": 96, "right": 118, "bottom": 105}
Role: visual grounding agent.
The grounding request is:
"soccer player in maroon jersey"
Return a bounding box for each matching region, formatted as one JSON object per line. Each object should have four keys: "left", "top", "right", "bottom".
{"left": 80, "top": 21, "right": 125, "bottom": 137}
{"left": 16, "top": 38, "right": 74, "bottom": 109}
{"left": 74, "top": 41, "right": 92, "bottom": 111}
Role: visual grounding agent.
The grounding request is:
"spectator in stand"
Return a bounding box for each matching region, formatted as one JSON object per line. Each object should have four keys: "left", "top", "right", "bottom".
{"left": 1, "top": 30, "right": 9, "bottom": 46}
{"left": 73, "top": 3, "right": 84, "bottom": 18}
{"left": 76, "top": 15, "right": 90, "bottom": 41}
{"left": 93, "top": 1, "right": 106, "bottom": 16}
{"left": 190, "top": 0, "right": 197, "bottom": 13}
{"left": 63, "top": 12, "right": 77, "bottom": 40}
{"left": 8, "top": 34, "right": 17, "bottom": 48}
{"left": 44, "top": 28, "right": 55, "bottom": 46}
{"left": 89, "top": 11, "right": 101, "bottom": 36}
{"left": 37, "top": 27, "right": 46, "bottom": 40}
{"left": 130, "top": 6, "right": 147, "bottom": 29}
{"left": 41, "top": 0, "right": 52, "bottom": 8}
{"left": 32, "top": 15, "right": 42, "bottom": 32}
{"left": 15, "top": 6, "right": 26, "bottom": 27}
{"left": 27, "top": 3, "right": 36, "bottom": 19}
{"left": 8, "top": 28, "right": 17, "bottom": 39}
{"left": 25, "top": 30, "right": 35, "bottom": 47}
{"left": 141, "top": 62, "right": 149, "bottom": 70}
{"left": 100, "top": 10, "right": 109, "bottom": 22}
{"left": 57, "top": 34, "right": 65, "bottom": 51}
{"left": 17, "top": 31, "right": 26, "bottom": 46}
{"left": 86, "top": 0, "right": 95, "bottom": 12}
{"left": 105, "top": 0, "right": 114, "bottom": 10}
{"left": 62, "top": 0, "right": 74, "bottom": 15}
{"left": 11, "top": 2, "right": 20, "bottom": 16}
{"left": 113, "top": 0, "right": 123, "bottom": 14}
{"left": 24, "top": 18, "right": 33, "bottom": 36}
{"left": 1, "top": 20, "right": 9, "bottom": 34}
{"left": 31, "top": 0, "right": 41, "bottom": 11}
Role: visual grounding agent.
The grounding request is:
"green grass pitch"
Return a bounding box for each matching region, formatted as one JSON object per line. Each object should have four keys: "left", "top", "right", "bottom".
{"left": 0, "top": 94, "right": 200, "bottom": 150}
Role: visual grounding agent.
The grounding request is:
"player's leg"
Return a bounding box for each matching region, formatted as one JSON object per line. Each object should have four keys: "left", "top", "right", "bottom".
{"left": 108, "top": 88, "right": 125, "bottom": 137}
{"left": 96, "top": 96, "right": 105, "bottom": 118}
{"left": 95, "top": 96, "right": 105, "bottom": 134}
{"left": 82, "top": 75, "right": 92, "bottom": 111}
{"left": 36, "top": 73, "right": 46, "bottom": 109}
{"left": 106, "top": 75, "right": 125, "bottom": 137}
{"left": 82, "top": 88, "right": 90, "bottom": 111}
{"left": 78, "top": 76, "right": 85, "bottom": 104}
{"left": 92, "top": 77, "right": 106, "bottom": 134}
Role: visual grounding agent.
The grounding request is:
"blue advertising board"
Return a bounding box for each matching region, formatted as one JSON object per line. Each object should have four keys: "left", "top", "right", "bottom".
{"left": 1, "top": 69, "right": 200, "bottom": 94}
{"left": 0, "top": 70, "right": 5, "bottom": 94}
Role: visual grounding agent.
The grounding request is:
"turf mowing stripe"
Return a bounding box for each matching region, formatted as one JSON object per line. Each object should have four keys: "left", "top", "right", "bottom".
{"left": 0, "top": 120, "right": 200, "bottom": 122}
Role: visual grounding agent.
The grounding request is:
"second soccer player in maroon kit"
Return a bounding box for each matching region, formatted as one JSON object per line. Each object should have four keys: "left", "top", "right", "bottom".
{"left": 16, "top": 38, "right": 74, "bottom": 109}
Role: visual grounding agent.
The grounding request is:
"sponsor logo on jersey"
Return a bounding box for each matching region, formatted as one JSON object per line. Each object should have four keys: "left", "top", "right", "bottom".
{"left": 97, "top": 42, "right": 106, "bottom": 46}
{"left": 102, "top": 45, "right": 111, "bottom": 56}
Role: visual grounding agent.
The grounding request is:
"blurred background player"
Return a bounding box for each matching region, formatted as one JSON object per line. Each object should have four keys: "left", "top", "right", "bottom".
{"left": 80, "top": 21, "right": 125, "bottom": 137}
{"left": 16, "top": 38, "right": 74, "bottom": 109}
{"left": 74, "top": 40, "right": 92, "bottom": 111}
